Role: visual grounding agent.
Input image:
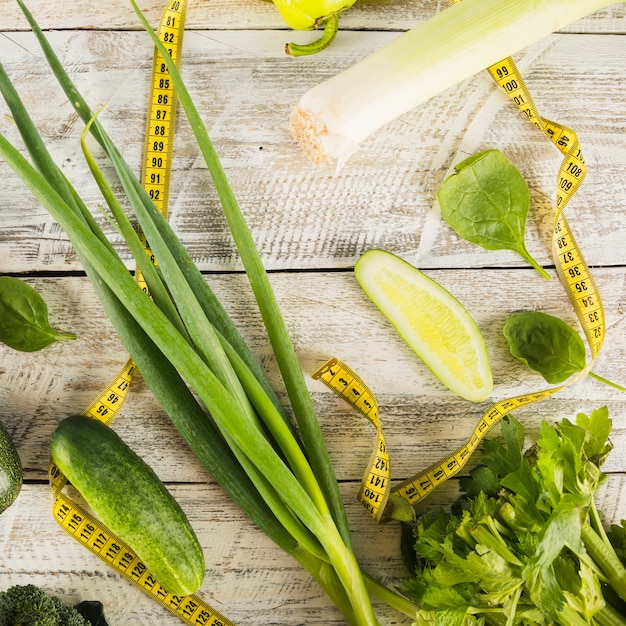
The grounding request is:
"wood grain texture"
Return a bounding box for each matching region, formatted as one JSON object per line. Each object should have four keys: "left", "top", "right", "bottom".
{"left": 0, "top": 483, "right": 410, "bottom": 625}
{"left": 1, "top": 1, "right": 625, "bottom": 624}
{"left": 1, "top": 477, "right": 625, "bottom": 625}
{"left": 1, "top": 31, "right": 625, "bottom": 272}
{"left": 0, "top": 0, "right": 624, "bottom": 32}
{"left": 1, "top": 268, "right": 625, "bottom": 484}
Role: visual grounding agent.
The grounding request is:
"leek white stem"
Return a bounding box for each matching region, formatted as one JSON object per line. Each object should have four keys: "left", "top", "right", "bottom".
{"left": 290, "top": 0, "right": 621, "bottom": 167}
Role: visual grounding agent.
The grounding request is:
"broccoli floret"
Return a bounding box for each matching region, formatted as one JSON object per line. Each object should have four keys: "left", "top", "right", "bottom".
{"left": 0, "top": 584, "right": 90, "bottom": 626}
{"left": 51, "top": 596, "right": 93, "bottom": 626}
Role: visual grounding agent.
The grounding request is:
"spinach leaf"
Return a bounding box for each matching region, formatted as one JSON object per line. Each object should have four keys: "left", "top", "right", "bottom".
{"left": 503, "top": 310, "right": 586, "bottom": 384}
{"left": 437, "top": 149, "right": 550, "bottom": 280}
{"left": 504, "top": 310, "right": 625, "bottom": 392}
{"left": 0, "top": 276, "right": 76, "bottom": 352}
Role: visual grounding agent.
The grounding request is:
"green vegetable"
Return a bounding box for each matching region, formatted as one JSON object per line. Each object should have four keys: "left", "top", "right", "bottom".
{"left": 290, "top": 0, "right": 618, "bottom": 165}
{"left": 504, "top": 310, "right": 585, "bottom": 383}
{"left": 354, "top": 249, "right": 493, "bottom": 402}
{"left": 0, "top": 276, "right": 76, "bottom": 352}
{"left": 50, "top": 415, "right": 205, "bottom": 596}
{"left": 262, "top": 0, "right": 391, "bottom": 55}
{"left": 268, "top": 0, "right": 346, "bottom": 55}
{"left": 268, "top": 0, "right": 355, "bottom": 30}
{"left": 402, "top": 408, "right": 626, "bottom": 625}
{"left": 0, "top": 584, "right": 93, "bottom": 626}
{"left": 504, "top": 310, "right": 626, "bottom": 390}
{"left": 437, "top": 150, "right": 550, "bottom": 279}
{"left": 0, "top": 417, "right": 22, "bottom": 514}
{"left": 0, "top": 3, "right": 419, "bottom": 623}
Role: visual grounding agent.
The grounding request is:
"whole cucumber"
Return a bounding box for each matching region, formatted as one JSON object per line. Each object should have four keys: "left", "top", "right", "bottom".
{"left": 51, "top": 415, "right": 205, "bottom": 596}
{"left": 0, "top": 418, "right": 22, "bottom": 514}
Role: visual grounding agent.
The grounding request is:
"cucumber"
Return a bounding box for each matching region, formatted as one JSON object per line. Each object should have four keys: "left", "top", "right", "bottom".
{"left": 50, "top": 415, "right": 205, "bottom": 596}
{"left": 0, "top": 418, "right": 22, "bottom": 514}
{"left": 354, "top": 249, "right": 493, "bottom": 402}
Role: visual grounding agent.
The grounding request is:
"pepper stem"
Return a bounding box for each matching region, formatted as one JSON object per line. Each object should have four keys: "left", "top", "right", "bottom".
{"left": 286, "top": 13, "right": 339, "bottom": 56}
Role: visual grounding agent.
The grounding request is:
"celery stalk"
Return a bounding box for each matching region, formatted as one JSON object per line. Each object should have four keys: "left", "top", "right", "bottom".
{"left": 290, "top": 0, "right": 621, "bottom": 166}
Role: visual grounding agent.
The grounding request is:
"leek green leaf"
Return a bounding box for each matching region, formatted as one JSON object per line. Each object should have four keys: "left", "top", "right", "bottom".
{"left": 437, "top": 149, "right": 550, "bottom": 280}
{"left": 0, "top": 276, "right": 76, "bottom": 352}
{"left": 1, "top": 3, "right": 414, "bottom": 621}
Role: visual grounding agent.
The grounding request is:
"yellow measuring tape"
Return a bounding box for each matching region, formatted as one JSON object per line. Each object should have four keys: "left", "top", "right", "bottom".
{"left": 135, "top": 0, "right": 185, "bottom": 291}
{"left": 49, "top": 2, "right": 236, "bottom": 624}
{"left": 313, "top": 359, "right": 391, "bottom": 518}
{"left": 315, "top": 30, "right": 605, "bottom": 522}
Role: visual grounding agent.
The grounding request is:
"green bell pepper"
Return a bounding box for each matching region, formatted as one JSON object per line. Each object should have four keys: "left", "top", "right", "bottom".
{"left": 262, "top": 0, "right": 393, "bottom": 55}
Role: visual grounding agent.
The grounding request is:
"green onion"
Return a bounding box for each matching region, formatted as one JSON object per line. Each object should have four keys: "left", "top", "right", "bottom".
{"left": 290, "top": 0, "right": 620, "bottom": 166}
{"left": 0, "top": 2, "right": 420, "bottom": 623}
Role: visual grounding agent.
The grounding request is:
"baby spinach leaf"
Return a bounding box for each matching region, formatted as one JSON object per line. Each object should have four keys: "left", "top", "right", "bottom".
{"left": 504, "top": 311, "right": 625, "bottom": 392}
{"left": 0, "top": 276, "right": 76, "bottom": 352}
{"left": 503, "top": 310, "right": 585, "bottom": 384}
{"left": 437, "top": 149, "right": 550, "bottom": 280}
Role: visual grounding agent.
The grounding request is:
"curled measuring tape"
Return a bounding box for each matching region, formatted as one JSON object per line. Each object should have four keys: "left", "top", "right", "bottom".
{"left": 49, "top": 2, "right": 236, "bottom": 623}
{"left": 316, "top": 35, "right": 605, "bottom": 522}
{"left": 313, "top": 358, "right": 391, "bottom": 521}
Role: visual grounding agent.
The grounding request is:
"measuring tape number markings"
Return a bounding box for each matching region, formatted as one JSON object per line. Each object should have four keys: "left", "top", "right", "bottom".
{"left": 313, "top": 358, "right": 391, "bottom": 521}
{"left": 136, "top": 0, "right": 186, "bottom": 291}
{"left": 49, "top": 2, "right": 236, "bottom": 624}
{"left": 315, "top": 31, "right": 605, "bottom": 521}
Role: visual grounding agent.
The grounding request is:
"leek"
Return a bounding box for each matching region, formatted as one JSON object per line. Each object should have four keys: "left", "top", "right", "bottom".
{"left": 290, "top": 0, "right": 622, "bottom": 166}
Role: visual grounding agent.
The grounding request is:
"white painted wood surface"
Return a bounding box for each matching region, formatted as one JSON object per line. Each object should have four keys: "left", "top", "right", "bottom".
{"left": 0, "top": 1, "right": 625, "bottom": 624}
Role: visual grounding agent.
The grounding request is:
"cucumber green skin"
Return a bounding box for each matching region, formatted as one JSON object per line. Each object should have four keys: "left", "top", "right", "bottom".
{"left": 51, "top": 415, "right": 205, "bottom": 596}
{"left": 0, "top": 418, "right": 22, "bottom": 514}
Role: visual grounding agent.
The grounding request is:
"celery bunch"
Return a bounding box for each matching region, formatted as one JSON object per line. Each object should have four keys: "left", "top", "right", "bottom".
{"left": 403, "top": 409, "right": 626, "bottom": 625}
{"left": 0, "top": 2, "right": 416, "bottom": 624}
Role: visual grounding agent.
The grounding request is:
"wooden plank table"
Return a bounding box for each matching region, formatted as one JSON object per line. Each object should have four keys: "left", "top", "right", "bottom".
{"left": 1, "top": 1, "right": 625, "bottom": 623}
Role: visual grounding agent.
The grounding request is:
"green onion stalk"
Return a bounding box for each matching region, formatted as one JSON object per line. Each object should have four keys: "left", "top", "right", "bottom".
{"left": 0, "top": 1, "right": 417, "bottom": 623}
